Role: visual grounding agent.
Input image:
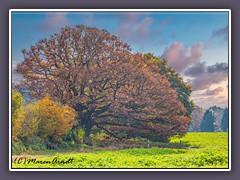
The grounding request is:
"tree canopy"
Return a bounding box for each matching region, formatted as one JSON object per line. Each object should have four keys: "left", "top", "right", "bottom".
{"left": 17, "top": 25, "right": 191, "bottom": 144}
{"left": 143, "top": 53, "right": 195, "bottom": 118}
{"left": 20, "top": 96, "right": 77, "bottom": 142}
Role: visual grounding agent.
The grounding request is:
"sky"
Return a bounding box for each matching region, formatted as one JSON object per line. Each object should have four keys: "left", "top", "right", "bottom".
{"left": 11, "top": 10, "right": 229, "bottom": 109}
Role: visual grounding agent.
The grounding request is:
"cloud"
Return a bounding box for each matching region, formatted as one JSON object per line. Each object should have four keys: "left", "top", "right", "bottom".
{"left": 156, "top": 17, "right": 176, "bottom": 46}
{"left": 119, "top": 13, "right": 139, "bottom": 23}
{"left": 159, "top": 17, "right": 173, "bottom": 29}
{"left": 204, "top": 39, "right": 213, "bottom": 49}
{"left": 81, "top": 14, "right": 96, "bottom": 26}
{"left": 116, "top": 14, "right": 153, "bottom": 42}
{"left": 184, "top": 62, "right": 228, "bottom": 77}
{"left": 203, "top": 26, "right": 228, "bottom": 49}
{"left": 137, "top": 17, "right": 153, "bottom": 36}
{"left": 12, "top": 61, "right": 23, "bottom": 85}
{"left": 114, "top": 15, "right": 174, "bottom": 51}
{"left": 35, "top": 13, "right": 68, "bottom": 32}
{"left": 184, "top": 62, "right": 206, "bottom": 77}
{"left": 191, "top": 95, "right": 228, "bottom": 109}
{"left": 207, "top": 62, "right": 228, "bottom": 73}
{"left": 205, "top": 87, "right": 224, "bottom": 95}
{"left": 212, "top": 26, "right": 228, "bottom": 41}
{"left": 161, "top": 42, "right": 203, "bottom": 72}
{"left": 188, "top": 73, "right": 227, "bottom": 90}
{"left": 12, "top": 61, "right": 18, "bottom": 70}
{"left": 185, "top": 62, "right": 228, "bottom": 90}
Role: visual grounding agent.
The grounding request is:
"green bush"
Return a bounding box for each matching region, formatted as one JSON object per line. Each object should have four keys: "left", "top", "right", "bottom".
{"left": 91, "top": 131, "right": 113, "bottom": 147}
{"left": 12, "top": 135, "right": 47, "bottom": 153}
{"left": 66, "top": 127, "right": 85, "bottom": 144}
{"left": 12, "top": 139, "right": 27, "bottom": 154}
{"left": 57, "top": 141, "right": 71, "bottom": 149}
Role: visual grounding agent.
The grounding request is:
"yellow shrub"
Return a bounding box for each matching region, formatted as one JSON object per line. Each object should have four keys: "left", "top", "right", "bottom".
{"left": 12, "top": 90, "right": 24, "bottom": 140}
{"left": 18, "top": 96, "right": 77, "bottom": 143}
{"left": 34, "top": 96, "right": 77, "bottom": 142}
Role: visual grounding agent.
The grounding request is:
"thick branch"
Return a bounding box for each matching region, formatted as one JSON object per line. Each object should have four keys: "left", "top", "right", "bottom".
{"left": 92, "top": 103, "right": 111, "bottom": 118}
{"left": 96, "top": 125, "right": 123, "bottom": 140}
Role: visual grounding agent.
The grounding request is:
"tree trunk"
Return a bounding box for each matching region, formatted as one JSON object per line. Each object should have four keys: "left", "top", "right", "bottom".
{"left": 83, "top": 118, "right": 93, "bottom": 146}
{"left": 74, "top": 108, "right": 94, "bottom": 146}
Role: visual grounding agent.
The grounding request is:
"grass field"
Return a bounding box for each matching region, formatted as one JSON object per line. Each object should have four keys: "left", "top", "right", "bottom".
{"left": 11, "top": 132, "right": 229, "bottom": 169}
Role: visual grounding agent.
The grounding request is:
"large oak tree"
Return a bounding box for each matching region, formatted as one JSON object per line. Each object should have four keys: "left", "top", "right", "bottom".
{"left": 17, "top": 25, "right": 191, "bottom": 144}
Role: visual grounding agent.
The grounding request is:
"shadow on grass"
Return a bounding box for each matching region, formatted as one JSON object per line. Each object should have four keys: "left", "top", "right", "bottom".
{"left": 12, "top": 140, "right": 200, "bottom": 156}
{"left": 124, "top": 140, "right": 200, "bottom": 150}
{"left": 150, "top": 141, "right": 190, "bottom": 149}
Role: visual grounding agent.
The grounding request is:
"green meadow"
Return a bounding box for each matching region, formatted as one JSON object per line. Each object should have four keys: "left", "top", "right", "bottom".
{"left": 12, "top": 132, "right": 228, "bottom": 169}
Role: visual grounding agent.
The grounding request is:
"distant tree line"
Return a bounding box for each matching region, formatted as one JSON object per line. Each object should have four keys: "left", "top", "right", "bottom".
{"left": 189, "top": 105, "right": 228, "bottom": 132}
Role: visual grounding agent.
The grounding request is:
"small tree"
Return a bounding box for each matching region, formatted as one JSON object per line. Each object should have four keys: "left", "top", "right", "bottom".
{"left": 18, "top": 103, "right": 39, "bottom": 139}
{"left": 221, "top": 108, "right": 229, "bottom": 132}
{"left": 200, "top": 109, "right": 215, "bottom": 132}
{"left": 37, "top": 96, "right": 77, "bottom": 142}
{"left": 12, "top": 89, "right": 24, "bottom": 120}
{"left": 12, "top": 90, "right": 24, "bottom": 140}
{"left": 19, "top": 96, "right": 77, "bottom": 143}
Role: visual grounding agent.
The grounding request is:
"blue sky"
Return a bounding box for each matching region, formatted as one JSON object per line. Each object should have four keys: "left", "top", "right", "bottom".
{"left": 11, "top": 11, "right": 229, "bottom": 109}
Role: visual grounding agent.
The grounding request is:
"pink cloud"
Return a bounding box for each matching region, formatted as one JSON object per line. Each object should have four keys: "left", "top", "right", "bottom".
{"left": 82, "top": 14, "right": 96, "bottom": 26}
{"left": 137, "top": 16, "right": 153, "bottom": 36}
{"left": 204, "top": 39, "right": 213, "bottom": 49}
{"left": 161, "top": 42, "right": 203, "bottom": 72}
{"left": 116, "top": 15, "right": 153, "bottom": 42}
{"left": 188, "top": 72, "right": 227, "bottom": 90}
{"left": 159, "top": 17, "right": 173, "bottom": 30}
{"left": 205, "top": 87, "right": 224, "bottom": 95}
{"left": 35, "top": 13, "right": 68, "bottom": 32}
{"left": 120, "top": 13, "right": 139, "bottom": 23}
{"left": 185, "top": 62, "right": 228, "bottom": 90}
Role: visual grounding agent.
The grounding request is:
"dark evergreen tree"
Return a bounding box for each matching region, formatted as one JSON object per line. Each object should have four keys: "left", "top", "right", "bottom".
{"left": 200, "top": 109, "right": 215, "bottom": 132}
{"left": 221, "top": 108, "right": 229, "bottom": 132}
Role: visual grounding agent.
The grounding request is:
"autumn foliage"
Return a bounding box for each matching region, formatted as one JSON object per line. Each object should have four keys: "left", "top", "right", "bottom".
{"left": 143, "top": 53, "right": 195, "bottom": 118}
{"left": 12, "top": 94, "right": 76, "bottom": 144}
{"left": 16, "top": 25, "right": 192, "bottom": 144}
{"left": 12, "top": 90, "right": 24, "bottom": 140}
{"left": 22, "top": 96, "right": 77, "bottom": 142}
